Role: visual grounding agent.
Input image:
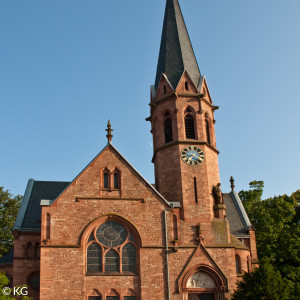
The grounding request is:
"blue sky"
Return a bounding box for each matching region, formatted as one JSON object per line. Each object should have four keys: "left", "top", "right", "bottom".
{"left": 1, "top": 0, "right": 299, "bottom": 199}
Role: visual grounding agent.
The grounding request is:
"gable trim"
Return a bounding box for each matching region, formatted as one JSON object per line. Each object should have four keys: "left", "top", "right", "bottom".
{"left": 13, "top": 179, "right": 35, "bottom": 232}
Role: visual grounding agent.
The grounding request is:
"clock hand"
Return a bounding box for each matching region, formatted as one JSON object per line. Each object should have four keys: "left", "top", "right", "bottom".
{"left": 190, "top": 153, "right": 199, "bottom": 159}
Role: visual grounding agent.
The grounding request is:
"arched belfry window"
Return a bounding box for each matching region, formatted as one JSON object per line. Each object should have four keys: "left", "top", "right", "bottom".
{"left": 205, "top": 119, "right": 211, "bottom": 145}
{"left": 86, "top": 220, "right": 138, "bottom": 275}
{"left": 164, "top": 117, "right": 173, "bottom": 143}
{"left": 185, "top": 114, "right": 195, "bottom": 139}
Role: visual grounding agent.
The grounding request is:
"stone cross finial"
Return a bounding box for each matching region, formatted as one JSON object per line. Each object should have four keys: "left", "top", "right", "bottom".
{"left": 106, "top": 120, "right": 113, "bottom": 143}
{"left": 230, "top": 176, "right": 235, "bottom": 191}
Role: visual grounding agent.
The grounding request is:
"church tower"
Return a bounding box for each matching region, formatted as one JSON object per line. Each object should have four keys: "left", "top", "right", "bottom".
{"left": 148, "top": 0, "right": 221, "bottom": 222}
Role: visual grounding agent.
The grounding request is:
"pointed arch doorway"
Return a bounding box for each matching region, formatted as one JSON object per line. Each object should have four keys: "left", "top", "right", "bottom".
{"left": 181, "top": 265, "right": 227, "bottom": 300}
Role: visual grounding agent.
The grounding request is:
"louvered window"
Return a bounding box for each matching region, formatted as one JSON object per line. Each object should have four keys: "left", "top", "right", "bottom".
{"left": 185, "top": 115, "right": 195, "bottom": 139}
{"left": 164, "top": 118, "right": 173, "bottom": 143}
{"left": 205, "top": 119, "right": 211, "bottom": 144}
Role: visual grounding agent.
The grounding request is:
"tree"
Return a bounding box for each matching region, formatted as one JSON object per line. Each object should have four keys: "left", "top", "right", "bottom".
{"left": 0, "top": 187, "right": 22, "bottom": 258}
{"left": 231, "top": 259, "right": 293, "bottom": 300}
{"left": 0, "top": 271, "right": 31, "bottom": 300}
{"left": 231, "top": 182, "right": 300, "bottom": 299}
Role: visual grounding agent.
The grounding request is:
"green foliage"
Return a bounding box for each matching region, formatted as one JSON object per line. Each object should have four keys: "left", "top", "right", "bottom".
{"left": 232, "top": 182, "right": 300, "bottom": 299}
{"left": 0, "top": 272, "right": 31, "bottom": 300}
{"left": 231, "top": 259, "right": 293, "bottom": 300}
{"left": 0, "top": 187, "right": 22, "bottom": 258}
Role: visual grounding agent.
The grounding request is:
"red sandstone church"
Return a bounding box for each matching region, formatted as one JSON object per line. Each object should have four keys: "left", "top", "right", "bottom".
{"left": 0, "top": 1, "right": 258, "bottom": 299}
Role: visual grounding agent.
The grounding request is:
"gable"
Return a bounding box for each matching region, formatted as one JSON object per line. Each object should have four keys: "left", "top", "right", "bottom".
{"left": 154, "top": 73, "right": 174, "bottom": 101}
{"left": 176, "top": 70, "right": 199, "bottom": 93}
{"left": 198, "top": 76, "right": 213, "bottom": 104}
{"left": 51, "top": 143, "right": 171, "bottom": 207}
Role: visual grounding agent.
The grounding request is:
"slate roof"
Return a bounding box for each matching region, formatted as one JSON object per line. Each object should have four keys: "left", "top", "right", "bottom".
{"left": 223, "top": 191, "right": 252, "bottom": 237}
{"left": 13, "top": 180, "right": 70, "bottom": 232}
{"left": 0, "top": 250, "right": 13, "bottom": 265}
{"left": 155, "top": 0, "right": 201, "bottom": 91}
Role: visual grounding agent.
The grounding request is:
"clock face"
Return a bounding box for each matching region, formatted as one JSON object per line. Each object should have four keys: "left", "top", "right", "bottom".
{"left": 181, "top": 146, "right": 205, "bottom": 166}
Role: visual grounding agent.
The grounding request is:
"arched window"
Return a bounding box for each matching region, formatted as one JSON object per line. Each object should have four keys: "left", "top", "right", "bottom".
{"left": 46, "top": 213, "right": 51, "bottom": 240}
{"left": 87, "top": 243, "right": 102, "bottom": 273}
{"left": 106, "top": 289, "right": 119, "bottom": 300}
{"left": 124, "top": 289, "right": 136, "bottom": 300}
{"left": 105, "top": 249, "right": 119, "bottom": 272}
{"left": 34, "top": 243, "right": 40, "bottom": 258}
{"left": 88, "top": 289, "right": 102, "bottom": 300}
{"left": 172, "top": 214, "right": 178, "bottom": 241}
{"left": 235, "top": 254, "right": 241, "bottom": 274}
{"left": 122, "top": 243, "right": 136, "bottom": 273}
{"left": 185, "top": 114, "right": 195, "bottom": 139}
{"left": 86, "top": 220, "right": 138, "bottom": 275}
{"left": 26, "top": 243, "right": 33, "bottom": 258}
{"left": 247, "top": 256, "right": 251, "bottom": 272}
{"left": 205, "top": 119, "right": 211, "bottom": 144}
{"left": 163, "top": 85, "right": 167, "bottom": 94}
{"left": 103, "top": 168, "right": 110, "bottom": 189}
{"left": 113, "top": 169, "right": 120, "bottom": 189}
{"left": 164, "top": 118, "right": 173, "bottom": 143}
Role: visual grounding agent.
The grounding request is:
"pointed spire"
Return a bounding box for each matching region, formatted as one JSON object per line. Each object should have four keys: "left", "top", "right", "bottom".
{"left": 155, "top": 0, "right": 201, "bottom": 91}
{"left": 106, "top": 120, "right": 113, "bottom": 143}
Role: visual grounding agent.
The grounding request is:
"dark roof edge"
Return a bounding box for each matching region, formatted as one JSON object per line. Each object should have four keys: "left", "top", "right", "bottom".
{"left": 13, "top": 179, "right": 35, "bottom": 232}
{"left": 230, "top": 190, "right": 252, "bottom": 230}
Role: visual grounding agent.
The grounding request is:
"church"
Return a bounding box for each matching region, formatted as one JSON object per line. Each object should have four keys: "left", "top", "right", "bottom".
{"left": 0, "top": 0, "right": 258, "bottom": 299}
